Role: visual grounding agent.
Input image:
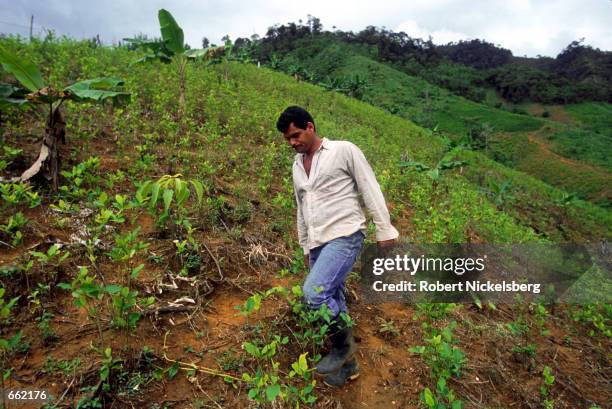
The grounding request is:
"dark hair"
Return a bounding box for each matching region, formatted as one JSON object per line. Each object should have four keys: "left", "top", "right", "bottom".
{"left": 276, "top": 106, "right": 315, "bottom": 133}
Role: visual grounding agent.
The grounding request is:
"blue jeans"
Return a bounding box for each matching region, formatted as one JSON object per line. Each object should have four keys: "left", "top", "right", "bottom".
{"left": 303, "top": 230, "right": 365, "bottom": 318}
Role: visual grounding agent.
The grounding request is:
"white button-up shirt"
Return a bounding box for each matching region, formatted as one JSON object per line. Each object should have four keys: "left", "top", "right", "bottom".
{"left": 293, "top": 137, "right": 399, "bottom": 255}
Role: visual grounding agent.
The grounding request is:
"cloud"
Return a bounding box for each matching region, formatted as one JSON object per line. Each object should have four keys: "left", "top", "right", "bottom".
{"left": 1, "top": 0, "right": 610, "bottom": 57}
{"left": 395, "top": 20, "right": 467, "bottom": 45}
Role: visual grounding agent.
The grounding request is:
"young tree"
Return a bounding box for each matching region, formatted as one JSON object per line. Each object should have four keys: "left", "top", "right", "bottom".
{"left": 0, "top": 47, "right": 129, "bottom": 190}
{"left": 125, "top": 9, "right": 222, "bottom": 121}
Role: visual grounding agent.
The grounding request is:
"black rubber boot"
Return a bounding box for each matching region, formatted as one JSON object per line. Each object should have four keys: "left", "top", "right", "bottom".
{"left": 323, "top": 358, "right": 360, "bottom": 387}
{"left": 315, "top": 322, "right": 356, "bottom": 375}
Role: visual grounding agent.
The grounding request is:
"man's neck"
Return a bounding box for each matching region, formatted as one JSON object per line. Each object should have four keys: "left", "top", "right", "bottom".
{"left": 305, "top": 137, "right": 323, "bottom": 157}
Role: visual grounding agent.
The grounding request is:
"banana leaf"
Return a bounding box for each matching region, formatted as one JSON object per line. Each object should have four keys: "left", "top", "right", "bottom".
{"left": 131, "top": 52, "right": 172, "bottom": 66}
{"left": 158, "top": 9, "right": 185, "bottom": 55}
{"left": 0, "top": 46, "right": 45, "bottom": 92}
{"left": 184, "top": 46, "right": 224, "bottom": 60}
{"left": 0, "top": 82, "right": 29, "bottom": 105}
{"left": 64, "top": 77, "right": 130, "bottom": 104}
{"left": 123, "top": 38, "right": 171, "bottom": 55}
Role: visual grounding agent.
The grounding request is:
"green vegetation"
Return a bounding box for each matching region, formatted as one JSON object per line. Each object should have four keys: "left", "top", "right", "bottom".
{"left": 250, "top": 25, "right": 612, "bottom": 105}
{"left": 124, "top": 9, "right": 223, "bottom": 121}
{"left": 565, "top": 102, "right": 612, "bottom": 137}
{"left": 0, "top": 45, "right": 129, "bottom": 190}
{"left": 250, "top": 34, "right": 611, "bottom": 209}
{"left": 544, "top": 128, "right": 612, "bottom": 171}
{"left": 410, "top": 304, "right": 465, "bottom": 409}
{"left": 0, "top": 18, "right": 609, "bottom": 408}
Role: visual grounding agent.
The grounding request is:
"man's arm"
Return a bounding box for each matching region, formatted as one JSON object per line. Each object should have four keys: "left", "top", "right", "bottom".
{"left": 293, "top": 180, "right": 309, "bottom": 259}
{"left": 346, "top": 143, "right": 399, "bottom": 243}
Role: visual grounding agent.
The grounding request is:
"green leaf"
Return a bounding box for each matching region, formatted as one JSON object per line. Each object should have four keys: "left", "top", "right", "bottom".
{"left": 100, "top": 365, "right": 110, "bottom": 381}
{"left": 64, "top": 77, "right": 130, "bottom": 104}
{"left": 136, "top": 180, "right": 152, "bottom": 203}
{"left": 408, "top": 346, "right": 425, "bottom": 354}
{"left": 131, "top": 53, "right": 172, "bottom": 65}
{"left": 80, "top": 283, "right": 101, "bottom": 298}
{"left": 184, "top": 48, "right": 207, "bottom": 59}
{"left": 72, "top": 76, "right": 124, "bottom": 89}
{"left": 131, "top": 263, "right": 145, "bottom": 279}
{"left": 6, "top": 296, "right": 19, "bottom": 311}
{"left": 265, "top": 384, "right": 281, "bottom": 402}
{"left": 128, "top": 312, "right": 141, "bottom": 327}
{"left": 0, "top": 83, "right": 14, "bottom": 98}
{"left": 298, "top": 352, "right": 308, "bottom": 372}
{"left": 141, "top": 296, "right": 155, "bottom": 308}
{"left": 8, "top": 331, "right": 22, "bottom": 348}
{"left": 427, "top": 168, "right": 440, "bottom": 180}
{"left": 167, "top": 361, "right": 179, "bottom": 379}
{"left": 150, "top": 182, "right": 161, "bottom": 208}
{"left": 451, "top": 400, "right": 463, "bottom": 409}
{"left": 191, "top": 180, "right": 204, "bottom": 204}
{"left": 174, "top": 179, "right": 189, "bottom": 206}
{"left": 158, "top": 9, "right": 185, "bottom": 55}
{"left": 242, "top": 342, "right": 259, "bottom": 357}
{"left": 162, "top": 188, "right": 174, "bottom": 214}
{"left": 399, "top": 161, "right": 430, "bottom": 171}
{"left": 423, "top": 387, "right": 436, "bottom": 407}
{"left": 0, "top": 82, "right": 28, "bottom": 105}
{"left": 105, "top": 284, "right": 123, "bottom": 295}
{"left": 184, "top": 46, "right": 224, "bottom": 60}
{"left": 0, "top": 46, "right": 44, "bottom": 92}
{"left": 436, "top": 377, "right": 447, "bottom": 394}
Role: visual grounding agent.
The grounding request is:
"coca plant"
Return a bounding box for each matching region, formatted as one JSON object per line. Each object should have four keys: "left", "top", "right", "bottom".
{"left": 0, "top": 46, "right": 129, "bottom": 190}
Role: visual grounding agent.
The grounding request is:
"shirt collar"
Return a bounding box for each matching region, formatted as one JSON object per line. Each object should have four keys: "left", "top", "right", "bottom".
{"left": 304, "top": 137, "right": 329, "bottom": 156}
{"left": 320, "top": 137, "right": 330, "bottom": 150}
{"left": 295, "top": 137, "right": 330, "bottom": 163}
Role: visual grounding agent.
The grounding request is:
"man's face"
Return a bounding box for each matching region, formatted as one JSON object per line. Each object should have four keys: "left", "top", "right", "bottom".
{"left": 283, "top": 122, "right": 315, "bottom": 154}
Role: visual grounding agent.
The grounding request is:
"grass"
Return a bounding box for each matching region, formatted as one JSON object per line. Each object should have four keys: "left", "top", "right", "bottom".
{"left": 330, "top": 53, "right": 544, "bottom": 135}
{"left": 544, "top": 129, "right": 612, "bottom": 171}
{"left": 565, "top": 102, "right": 612, "bottom": 137}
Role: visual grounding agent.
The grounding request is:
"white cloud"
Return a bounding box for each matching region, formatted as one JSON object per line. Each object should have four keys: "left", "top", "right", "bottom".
{"left": 395, "top": 20, "right": 468, "bottom": 45}
{"left": 1, "top": 0, "right": 610, "bottom": 57}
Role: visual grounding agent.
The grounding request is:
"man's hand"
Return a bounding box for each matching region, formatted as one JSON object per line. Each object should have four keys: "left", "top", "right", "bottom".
{"left": 377, "top": 238, "right": 396, "bottom": 255}
{"left": 304, "top": 254, "right": 310, "bottom": 268}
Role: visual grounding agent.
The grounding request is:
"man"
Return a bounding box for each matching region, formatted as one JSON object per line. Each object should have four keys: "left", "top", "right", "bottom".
{"left": 276, "top": 106, "right": 399, "bottom": 387}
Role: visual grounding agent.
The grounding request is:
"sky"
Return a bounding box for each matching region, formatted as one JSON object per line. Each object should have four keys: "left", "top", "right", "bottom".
{"left": 1, "top": 0, "right": 611, "bottom": 57}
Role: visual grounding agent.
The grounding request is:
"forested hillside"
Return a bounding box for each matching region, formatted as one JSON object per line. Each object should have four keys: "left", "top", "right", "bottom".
{"left": 237, "top": 24, "right": 612, "bottom": 209}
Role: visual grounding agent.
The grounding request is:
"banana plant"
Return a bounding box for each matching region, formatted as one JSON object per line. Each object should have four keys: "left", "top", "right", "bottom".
{"left": 0, "top": 46, "right": 129, "bottom": 190}
{"left": 124, "top": 9, "right": 223, "bottom": 120}
{"left": 400, "top": 156, "right": 467, "bottom": 188}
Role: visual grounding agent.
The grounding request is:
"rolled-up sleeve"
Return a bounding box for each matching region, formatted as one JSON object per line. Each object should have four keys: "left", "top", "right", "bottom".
{"left": 346, "top": 143, "right": 399, "bottom": 242}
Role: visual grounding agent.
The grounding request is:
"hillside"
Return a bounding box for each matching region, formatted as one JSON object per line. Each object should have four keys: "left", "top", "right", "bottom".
{"left": 248, "top": 37, "right": 611, "bottom": 208}
{"left": 0, "top": 35, "right": 610, "bottom": 409}
{"left": 247, "top": 24, "right": 612, "bottom": 105}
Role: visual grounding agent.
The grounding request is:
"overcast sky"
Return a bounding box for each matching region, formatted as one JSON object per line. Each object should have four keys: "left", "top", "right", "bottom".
{"left": 1, "top": 0, "right": 611, "bottom": 57}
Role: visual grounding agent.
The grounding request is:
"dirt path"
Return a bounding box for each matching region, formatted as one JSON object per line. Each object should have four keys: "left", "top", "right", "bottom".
{"left": 526, "top": 127, "right": 611, "bottom": 174}
{"left": 524, "top": 104, "right": 577, "bottom": 126}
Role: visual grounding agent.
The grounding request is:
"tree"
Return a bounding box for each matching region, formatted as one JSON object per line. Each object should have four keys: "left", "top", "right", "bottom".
{"left": 0, "top": 47, "right": 129, "bottom": 190}
{"left": 124, "top": 9, "right": 222, "bottom": 121}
